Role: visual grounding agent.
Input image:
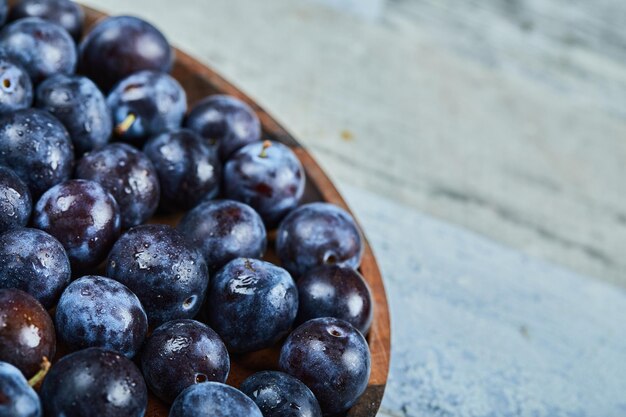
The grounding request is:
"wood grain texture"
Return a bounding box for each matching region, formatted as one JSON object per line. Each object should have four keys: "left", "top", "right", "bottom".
{"left": 80, "top": 6, "right": 390, "bottom": 417}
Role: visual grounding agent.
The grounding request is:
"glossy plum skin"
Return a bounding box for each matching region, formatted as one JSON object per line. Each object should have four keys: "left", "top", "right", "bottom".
{"left": 0, "top": 166, "right": 31, "bottom": 233}
{"left": 279, "top": 318, "right": 371, "bottom": 415}
{"left": 0, "top": 108, "right": 74, "bottom": 199}
{"left": 143, "top": 129, "right": 220, "bottom": 211}
{"left": 9, "top": 0, "right": 84, "bottom": 41}
{"left": 141, "top": 319, "right": 230, "bottom": 404}
{"left": 76, "top": 143, "right": 160, "bottom": 228}
{"left": 0, "top": 228, "right": 70, "bottom": 308}
{"left": 206, "top": 258, "right": 298, "bottom": 353}
{"left": 106, "top": 224, "right": 208, "bottom": 326}
{"left": 41, "top": 347, "right": 148, "bottom": 417}
{"left": 240, "top": 371, "right": 322, "bottom": 417}
{"left": 0, "top": 289, "right": 55, "bottom": 379}
{"left": 79, "top": 15, "right": 172, "bottom": 91}
{"left": 0, "top": 362, "right": 41, "bottom": 417}
{"left": 276, "top": 202, "right": 364, "bottom": 277}
{"left": 55, "top": 276, "right": 148, "bottom": 358}
{"left": 185, "top": 95, "right": 261, "bottom": 161}
{"left": 36, "top": 74, "right": 112, "bottom": 155}
{"left": 0, "top": 18, "right": 76, "bottom": 84}
{"left": 33, "top": 179, "right": 121, "bottom": 271}
{"left": 0, "top": 57, "right": 32, "bottom": 114}
{"left": 223, "top": 140, "right": 305, "bottom": 228}
{"left": 178, "top": 200, "right": 266, "bottom": 272}
{"left": 296, "top": 265, "right": 373, "bottom": 335}
{"left": 169, "top": 382, "right": 263, "bottom": 417}
{"left": 107, "top": 70, "right": 186, "bottom": 145}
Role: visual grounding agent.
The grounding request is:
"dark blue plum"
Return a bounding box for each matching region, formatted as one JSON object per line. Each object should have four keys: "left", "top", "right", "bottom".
{"left": 185, "top": 95, "right": 261, "bottom": 161}
{"left": 223, "top": 140, "right": 305, "bottom": 228}
{"left": 9, "top": 0, "right": 84, "bottom": 41}
{"left": 55, "top": 276, "right": 148, "bottom": 358}
{"left": 0, "top": 57, "right": 32, "bottom": 113}
{"left": 143, "top": 129, "right": 220, "bottom": 211}
{"left": 0, "top": 166, "right": 31, "bottom": 233}
{"left": 33, "top": 179, "right": 121, "bottom": 271}
{"left": 0, "top": 228, "right": 70, "bottom": 308}
{"left": 0, "top": 289, "right": 55, "bottom": 379}
{"left": 296, "top": 265, "right": 373, "bottom": 335}
{"left": 279, "top": 318, "right": 371, "bottom": 415}
{"left": 106, "top": 224, "right": 208, "bottom": 325}
{"left": 107, "top": 70, "right": 186, "bottom": 145}
{"left": 276, "top": 202, "right": 363, "bottom": 277}
{"left": 41, "top": 347, "right": 147, "bottom": 417}
{"left": 169, "top": 382, "right": 263, "bottom": 417}
{"left": 206, "top": 258, "right": 298, "bottom": 353}
{"left": 0, "top": 361, "right": 41, "bottom": 417}
{"left": 240, "top": 371, "right": 322, "bottom": 417}
{"left": 76, "top": 143, "right": 160, "bottom": 228}
{"left": 79, "top": 15, "right": 172, "bottom": 91}
{"left": 0, "top": 18, "right": 76, "bottom": 84}
{"left": 35, "top": 74, "right": 112, "bottom": 155}
{"left": 0, "top": 108, "right": 74, "bottom": 199}
{"left": 177, "top": 200, "right": 266, "bottom": 272}
{"left": 140, "top": 319, "right": 229, "bottom": 404}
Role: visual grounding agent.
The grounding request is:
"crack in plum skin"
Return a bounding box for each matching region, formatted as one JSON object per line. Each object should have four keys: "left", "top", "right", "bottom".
{"left": 33, "top": 179, "right": 121, "bottom": 272}
{"left": 177, "top": 199, "right": 266, "bottom": 273}
{"left": 240, "top": 371, "right": 322, "bottom": 417}
{"left": 76, "top": 143, "right": 160, "bottom": 228}
{"left": 106, "top": 224, "right": 208, "bottom": 326}
{"left": 0, "top": 17, "right": 76, "bottom": 84}
{"left": 0, "top": 362, "right": 41, "bottom": 417}
{"left": 79, "top": 15, "right": 172, "bottom": 92}
{"left": 169, "top": 382, "right": 263, "bottom": 417}
{"left": 279, "top": 317, "right": 371, "bottom": 415}
{"left": 41, "top": 347, "right": 147, "bottom": 417}
{"left": 276, "top": 202, "right": 364, "bottom": 278}
{"left": 0, "top": 108, "right": 74, "bottom": 200}
{"left": 223, "top": 140, "right": 305, "bottom": 228}
{"left": 0, "top": 227, "right": 71, "bottom": 309}
{"left": 140, "top": 319, "right": 230, "bottom": 404}
{"left": 55, "top": 276, "right": 148, "bottom": 358}
{"left": 206, "top": 258, "right": 298, "bottom": 353}
{"left": 185, "top": 94, "right": 261, "bottom": 161}
{"left": 36, "top": 74, "right": 112, "bottom": 156}
{"left": 0, "top": 288, "right": 55, "bottom": 380}
{"left": 9, "top": 0, "right": 84, "bottom": 41}
{"left": 143, "top": 128, "right": 220, "bottom": 211}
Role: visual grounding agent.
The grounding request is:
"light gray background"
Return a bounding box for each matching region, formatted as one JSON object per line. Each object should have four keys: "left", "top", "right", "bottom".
{"left": 81, "top": 1, "right": 626, "bottom": 416}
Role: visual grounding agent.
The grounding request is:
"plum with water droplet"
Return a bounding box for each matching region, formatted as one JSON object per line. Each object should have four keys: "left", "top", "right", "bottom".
{"left": 41, "top": 347, "right": 147, "bottom": 417}
{"left": 0, "top": 288, "right": 55, "bottom": 379}
{"left": 55, "top": 276, "right": 147, "bottom": 358}
{"left": 0, "top": 228, "right": 70, "bottom": 308}
{"left": 205, "top": 258, "right": 298, "bottom": 353}
{"left": 0, "top": 108, "right": 74, "bottom": 199}
{"left": 76, "top": 143, "right": 160, "bottom": 228}
{"left": 33, "top": 179, "right": 121, "bottom": 272}
{"left": 0, "top": 166, "right": 31, "bottom": 234}
{"left": 140, "top": 319, "right": 229, "bottom": 404}
{"left": 279, "top": 318, "right": 371, "bottom": 415}
{"left": 276, "top": 202, "right": 363, "bottom": 277}
{"left": 106, "top": 224, "right": 208, "bottom": 326}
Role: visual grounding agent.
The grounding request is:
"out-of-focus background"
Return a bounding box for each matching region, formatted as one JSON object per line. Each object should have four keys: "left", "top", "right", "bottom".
{"left": 84, "top": 1, "right": 626, "bottom": 416}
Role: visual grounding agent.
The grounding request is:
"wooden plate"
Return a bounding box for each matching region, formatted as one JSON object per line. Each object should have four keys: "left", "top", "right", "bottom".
{"left": 79, "top": 6, "right": 391, "bottom": 416}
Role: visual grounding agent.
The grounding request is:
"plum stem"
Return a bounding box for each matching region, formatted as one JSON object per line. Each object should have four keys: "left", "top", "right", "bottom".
{"left": 115, "top": 113, "right": 136, "bottom": 135}
{"left": 259, "top": 140, "right": 272, "bottom": 158}
{"left": 28, "top": 356, "right": 51, "bottom": 389}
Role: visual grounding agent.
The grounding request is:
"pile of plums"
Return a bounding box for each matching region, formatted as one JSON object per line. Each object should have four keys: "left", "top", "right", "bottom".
{"left": 0, "top": 1, "right": 375, "bottom": 416}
